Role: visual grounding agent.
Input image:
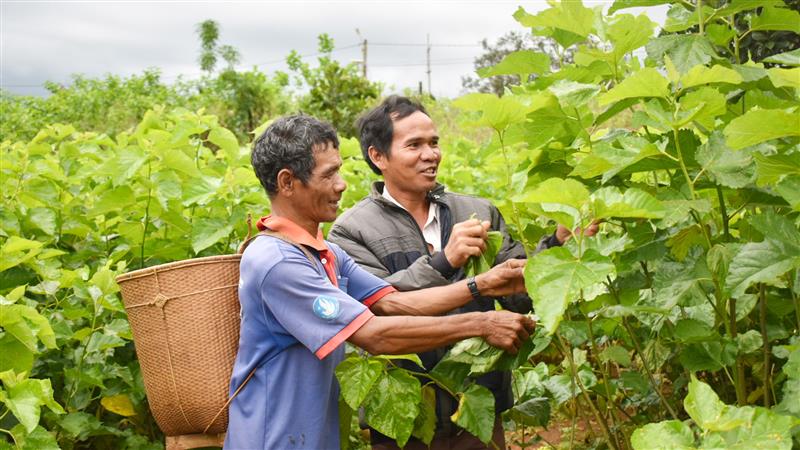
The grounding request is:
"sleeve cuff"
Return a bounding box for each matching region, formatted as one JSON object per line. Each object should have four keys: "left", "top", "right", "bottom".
{"left": 543, "top": 233, "right": 562, "bottom": 248}
{"left": 363, "top": 285, "right": 397, "bottom": 308}
{"left": 315, "top": 309, "right": 374, "bottom": 360}
{"left": 430, "top": 251, "right": 457, "bottom": 278}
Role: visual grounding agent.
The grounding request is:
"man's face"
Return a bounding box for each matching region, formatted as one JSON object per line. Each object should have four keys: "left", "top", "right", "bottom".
{"left": 375, "top": 111, "right": 441, "bottom": 196}
{"left": 293, "top": 142, "right": 347, "bottom": 224}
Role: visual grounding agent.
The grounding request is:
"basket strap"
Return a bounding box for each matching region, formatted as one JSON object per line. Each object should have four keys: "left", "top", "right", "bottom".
{"left": 202, "top": 365, "right": 257, "bottom": 434}
{"left": 238, "top": 230, "right": 316, "bottom": 265}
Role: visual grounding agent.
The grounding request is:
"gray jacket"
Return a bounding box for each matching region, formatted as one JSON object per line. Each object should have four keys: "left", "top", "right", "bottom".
{"left": 329, "top": 182, "right": 557, "bottom": 442}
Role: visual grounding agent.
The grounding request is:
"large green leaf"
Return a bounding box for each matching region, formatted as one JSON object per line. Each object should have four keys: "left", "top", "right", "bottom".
{"left": 464, "top": 231, "right": 503, "bottom": 277}
{"left": 630, "top": 420, "right": 695, "bottom": 450}
{"left": 696, "top": 132, "right": 755, "bottom": 188}
{"left": 748, "top": 211, "right": 800, "bottom": 248}
{"left": 524, "top": 247, "right": 614, "bottom": 334}
{"left": 767, "top": 68, "right": 800, "bottom": 89}
{"left": 723, "top": 109, "right": 800, "bottom": 150}
{"left": 478, "top": 51, "right": 551, "bottom": 78}
{"left": 191, "top": 217, "right": 233, "bottom": 253}
{"left": 725, "top": 238, "right": 800, "bottom": 298}
{"left": 549, "top": 80, "right": 600, "bottom": 109}
{"left": 598, "top": 68, "right": 669, "bottom": 106}
{"left": 363, "top": 369, "right": 421, "bottom": 448}
{"left": 679, "top": 87, "right": 727, "bottom": 131}
{"left": 607, "top": 13, "right": 656, "bottom": 56}
{"left": 411, "top": 385, "right": 436, "bottom": 445}
{"left": 713, "top": 0, "right": 784, "bottom": 17}
{"left": 450, "top": 384, "right": 495, "bottom": 444}
{"left": 680, "top": 65, "right": 743, "bottom": 89}
{"left": 335, "top": 357, "right": 385, "bottom": 410}
{"left": 208, "top": 126, "right": 241, "bottom": 164}
{"left": 454, "top": 93, "right": 531, "bottom": 132}
{"left": 513, "top": 0, "right": 595, "bottom": 38}
{"left": 505, "top": 397, "right": 550, "bottom": 428}
{"left": 684, "top": 375, "right": 742, "bottom": 431}
{"left": 570, "top": 137, "right": 662, "bottom": 182}
{"left": 753, "top": 152, "right": 800, "bottom": 187}
{"left": 763, "top": 48, "right": 800, "bottom": 66}
{"left": 514, "top": 178, "right": 589, "bottom": 230}
{"left": 591, "top": 187, "right": 666, "bottom": 219}
{"left": 608, "top": 0, "right": 671, "bottom": 14}
{"left": 0, "top": 304, "right": 57, "bottom": 352}
{"left": 751, "top": 6, "right": 800, "bottom": 33}
{"left": 0, "top": 371, "right": 64, "bottom": 433}
{"left": 646, "top": 35, "right": 718, "bottom": 74}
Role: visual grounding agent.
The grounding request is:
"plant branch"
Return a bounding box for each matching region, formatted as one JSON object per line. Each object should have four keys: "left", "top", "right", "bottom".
{"left": 759, "top": 284, "right": 771, "bottom": 407}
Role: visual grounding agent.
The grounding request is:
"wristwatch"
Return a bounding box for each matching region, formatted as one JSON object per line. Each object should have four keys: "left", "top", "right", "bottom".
{"left": 466, "top": 277, "right": 481, "bottom": 299}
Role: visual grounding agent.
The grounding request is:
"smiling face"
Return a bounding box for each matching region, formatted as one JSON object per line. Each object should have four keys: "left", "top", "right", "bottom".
{"left": 372, "top": 111, "right": 441, "bottom": 198}
{"left": 293, "top": 142, "right": 347, "bottom": 225}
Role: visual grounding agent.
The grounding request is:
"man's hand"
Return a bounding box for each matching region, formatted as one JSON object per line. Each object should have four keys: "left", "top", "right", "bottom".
{"left": 443, "top": 218, "right": 490, "bottom": 268}
{"left": 481, "top": 310, "right": 535, "bottom": 354}
{"left": 555, "top": 220, "right": 600, "bottom": 244}
{"left": 474, "top": 259, "right": 526, "bottom": 297}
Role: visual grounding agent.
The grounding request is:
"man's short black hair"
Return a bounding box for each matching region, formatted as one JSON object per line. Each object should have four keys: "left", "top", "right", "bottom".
{"left": 356, "top": 95, "right": 428, "bottom": 175}
{"left": 251, "top": 114, "right": 339, "bottom": 197}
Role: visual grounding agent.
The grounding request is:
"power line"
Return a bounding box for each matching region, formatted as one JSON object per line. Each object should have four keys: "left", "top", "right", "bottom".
{"left": 370, "top": 42, "right": 480, "bottom": 48}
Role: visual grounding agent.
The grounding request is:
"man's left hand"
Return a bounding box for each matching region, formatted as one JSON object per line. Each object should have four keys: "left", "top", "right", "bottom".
{"left": 475, "top": 259, "right": 527, "bottom": 297}
{"left": 555, "top": 220, "right": 600, "bottom": 245}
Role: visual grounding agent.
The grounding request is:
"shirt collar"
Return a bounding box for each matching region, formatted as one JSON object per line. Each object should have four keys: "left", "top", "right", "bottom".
{"left": 382, "top": 187, "right": 438, "bottom": 228}
{"left": 255, "top": 215, "right": 328, "bottom": 252}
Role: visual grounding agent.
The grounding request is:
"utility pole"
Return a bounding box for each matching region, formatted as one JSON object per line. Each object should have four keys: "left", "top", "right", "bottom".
{"left": 426, "top": 34, "right": 432, "bottom": 95}
{"left": 356, "top": 28, "right": 367, "bottom": 79}
{"left": 361, "top": 38, "right": 368, "bottom": 78}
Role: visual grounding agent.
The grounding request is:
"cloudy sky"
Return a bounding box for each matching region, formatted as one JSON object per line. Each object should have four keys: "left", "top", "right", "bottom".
{"left": 1, "top": 1, "right": 666, "bottom": 99}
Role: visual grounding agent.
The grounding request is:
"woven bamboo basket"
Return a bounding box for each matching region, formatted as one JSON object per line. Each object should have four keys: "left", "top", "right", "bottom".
{"left": 116, "top": 254, "right": 242, "bottom": 436}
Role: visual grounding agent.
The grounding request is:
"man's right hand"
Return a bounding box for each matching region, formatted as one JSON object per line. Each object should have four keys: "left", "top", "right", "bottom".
{"left": 443, "top": 218, "right": 490, "bottom": 268}
{"left": 481, "top": 310, "right": 536, "bottom": 354}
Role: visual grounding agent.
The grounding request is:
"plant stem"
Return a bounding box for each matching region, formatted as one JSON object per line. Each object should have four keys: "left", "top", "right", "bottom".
{"left": 697, "top": 0, "right": 705, "bottom": 34}
{"left": 140, "top": 160, "right": 152, "bottom": 269}
{"left": 759, "top": 284, "right": 771, "bottom": 408}
{"left": 622, "top": 317, "right": 679, "bottom": 420}
{"left": 496, "top": 129, "right": 532, "bottom": 254}
{"left": 729, "top": 297, "right": 747, "bottom": 406}
{"left": 672, "top": 128, "right": 696, "bottom": 200}
{"left": 788, "top": 272, "right": 800, "bottom": 333}
{"left": 716, "top": 186, "right": 730, "bottom": 241}
{"left": 556, "top": 334, "right": 619, "bottom": 450}
{"left": 587, "top": 319, "right": 621, "bottom": 445}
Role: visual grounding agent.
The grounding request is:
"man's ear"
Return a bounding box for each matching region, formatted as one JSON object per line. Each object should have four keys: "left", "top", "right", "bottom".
{"left": 276, "top": 168, "right": 294, "bottom": 196}
{"left": 367, "top": 146, "right": 387, "bottom": 172}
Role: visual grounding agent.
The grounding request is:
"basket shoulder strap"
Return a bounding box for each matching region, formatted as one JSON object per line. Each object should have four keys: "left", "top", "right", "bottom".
{"left": 238, "top": 230, "right": 316, "bottom": 265}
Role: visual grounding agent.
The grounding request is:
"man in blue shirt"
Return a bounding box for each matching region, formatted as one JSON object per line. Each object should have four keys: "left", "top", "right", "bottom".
{"left": 224, "top": 115, "right": 535, "bottom": 449}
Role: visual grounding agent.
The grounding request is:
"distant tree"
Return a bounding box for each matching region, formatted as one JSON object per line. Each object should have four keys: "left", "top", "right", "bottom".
{"left": 196, "top": 19, "right": 241, "bottom": 73}
{"left": 286, "top": 34, "right": 381, "bottom": 138}
{"left": 461, "top": 31, "right": 574, "bottom": 96}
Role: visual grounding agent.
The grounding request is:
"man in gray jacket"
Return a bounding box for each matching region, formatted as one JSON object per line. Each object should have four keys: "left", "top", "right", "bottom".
{"left": 329, "top": 96, "right": 596, "bottom": 449}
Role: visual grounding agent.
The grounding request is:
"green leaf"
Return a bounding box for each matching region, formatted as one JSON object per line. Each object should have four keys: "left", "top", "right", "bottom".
{"left": 363, "top": 369, "right": 421, "bottom": 448}
{"left": 767, "top": 68, "right": 800, "bottom": 89}
{"left": 680, "top": 341, "right": 737, "bottom": 372}
{"left": 598, "top": 68, "right": 669, "bottom": 106}
{"left": 208, "top": 127, "right": 240, "bottom": 163}
{"left": 0, "top": 237, "right": 43, "bottom": 272}
{"left": 608, "top": 0, "right": 671, "bottom": 14}
{"left": 478, "top": 51, "right": 551, "bottom": 78}
{"left": 713, "top": 0, "right": 783, "bottom": 17}
{"left": 335, "top": 357, "right": 384, "bottom": 409}
{"left": 506, "top": 396, "right": 550, "bottom": 428}
{"left": 591, "top": 187, "right": 666, "bottom": 220}
{"left": 160, "top": 147, "right": 202, "bottom": 178}
{"left": 92, "top": 185, "right": 135, "bottom": 216}
{"left": 454, "top": 93, "right": 531, "bottom": 132}
{"left": 513, "top": 1, "right": 595, "bottom": 38}
{"left": 599, "top": 345, "right": 631, "bottom": 366}
{"left": 673, "top": 319, "right": 715, "bottom": 343}
{"left": 0, "top": 371, "right": 65, "bottom": 433}
{"left": 28, "top": 208, "right": 57, "bottom": 236}
{"left": 525, "top": 247, "right": 614, "bottom": 334}
{"left": 735, "top": 330, "right": 763, "bottom": 355}
{"left": 549, "top": 80, "right": 600, "bottom": 109}
{"left": 570, "top": 137, "right": 662, "bottom": 182}
{"left": 696, "top": 132, "right": 755, "bottom": 188}
{"left": 371, "top": 353, "right": 424, "bottom": 367}
{"left": 630, "top": 420, "right": 695, "bottom": 450}
{"left": 464, "top": 231, "right": 503, "bottom": 277}
{"left": 191, "top": 217, "right": 233, "bottom": 253}
{"left": 514, "top": 178, "right": 589, "bottom": 230}
{"left": 9, "top": 425, "right": 60, "bottom": 450}
{"left": 751, "top": 6, "right": 800, "bottom": 33}
{"left": 684, "top": 375, "right": 741, "bottom": 430}
{"left": 725, "top": 239, "right": 800, "bottom": 298}
{"left": 607, "top": 13, "right": 656, "bottom": 56}
{"left": 748, "top": 211, "right": 800, "bottom": 248}
{"left": 763, "top": 48, "right": 800, "bottom": 66}
{"left": 723, "top": 109, "right": 800, "bottom": 150}
{"left": 450, "top": 384, "right": 495, "bottom": 444}
{"left": 411, "top": 385, "right": 436, "bottom": 445}
{"left": 0, "top": 304, "right": 57, "bottom": 351}
{"left": 680, "top": 65, "right": 743, "bottom": 89}
{"left": 0, "top": 335, "right": 34, "bottom": 374}
{"left": 646, "top": 35, "right": 718, "bottom": 74}
{"left": 753, "top": 152, "right": 800, "bottom": 187}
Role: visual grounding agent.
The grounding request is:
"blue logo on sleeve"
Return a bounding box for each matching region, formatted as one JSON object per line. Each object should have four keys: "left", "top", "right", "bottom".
{"left": 313, "top": 296, "right": 341, "bottom": 320}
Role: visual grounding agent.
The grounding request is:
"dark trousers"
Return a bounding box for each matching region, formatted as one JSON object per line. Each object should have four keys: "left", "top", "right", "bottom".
{"left": 371, "top": 417, "right": 505, "bottom": 450}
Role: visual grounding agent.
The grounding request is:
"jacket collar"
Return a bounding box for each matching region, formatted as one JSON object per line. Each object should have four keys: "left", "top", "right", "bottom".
{"left": 256, "top": 215, "right": 328, "bottom": 252}
{"left": 370, "top": 181, "right": 447, "bottom": 205}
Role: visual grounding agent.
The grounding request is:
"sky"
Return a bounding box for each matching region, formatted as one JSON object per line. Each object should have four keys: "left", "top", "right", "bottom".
{"left": 0, "top": 1, "right": 666, "bottom": 99}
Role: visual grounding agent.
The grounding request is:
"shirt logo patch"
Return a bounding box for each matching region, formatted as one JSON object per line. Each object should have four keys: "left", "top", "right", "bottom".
{"left": 313, "top": 296, "right": 341, "bottom": 320}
